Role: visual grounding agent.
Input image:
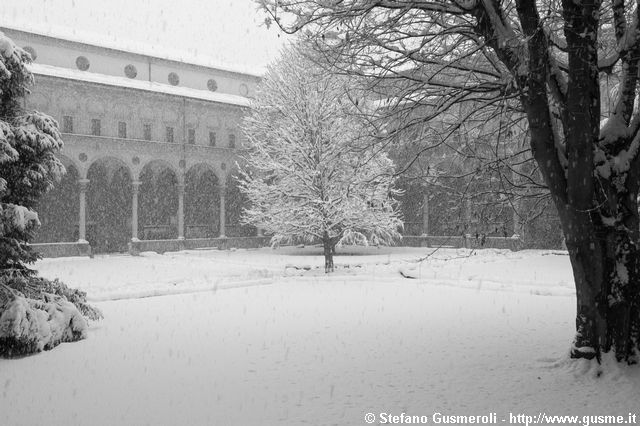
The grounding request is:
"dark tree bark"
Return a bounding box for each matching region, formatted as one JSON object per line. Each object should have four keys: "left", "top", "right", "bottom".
{"left": 322, "top": 231, "right": 335, "bottom": 273}
{"left": 449, "top": 0, "right": 640, "bottom": 363}
{"left": 514, "top": 0, "right": 640, "bottom": 362}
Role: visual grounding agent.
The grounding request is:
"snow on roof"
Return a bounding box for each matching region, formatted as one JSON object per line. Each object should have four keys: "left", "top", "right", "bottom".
{"left": 28, "top": 63, "right": 250, "bottom": 107}
{"left": 2, "top": 23, "right": 264, "bottom": 78}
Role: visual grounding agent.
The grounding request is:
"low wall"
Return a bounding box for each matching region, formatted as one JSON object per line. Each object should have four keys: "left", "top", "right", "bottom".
{"left": 128, "top": 236, "right": 271, "bottom": 255}
{"left": 128, "top": 239, "right": 184, "bottom": 255}
{"left": 31, "top": 241, "right": 92, "bottom": 258}
{"left": 33, "top": 235, "right": 522, "bottom": 258}
{"left": 400, "top": 235, "right": 523, "bottom": 251}
{"left": 184, "top": 237, "right": 271, "bottom": 250}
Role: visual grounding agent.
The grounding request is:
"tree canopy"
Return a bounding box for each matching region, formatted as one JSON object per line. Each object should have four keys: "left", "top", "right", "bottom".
{"left": 0, "top": 31, "right": 64, "bottom": 274}
{"left": 240, "top": 44, "right": 403, "bottom": 272}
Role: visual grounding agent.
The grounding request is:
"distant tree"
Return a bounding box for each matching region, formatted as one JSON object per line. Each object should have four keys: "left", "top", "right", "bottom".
{"left": 389, "top": 114, "right": 527, "bottom": 240}
{"left": 258, "top": 0, "right": 640, "bottom": 363}
{"left": 240, "top": 44, "right": 403, "bottom": 272}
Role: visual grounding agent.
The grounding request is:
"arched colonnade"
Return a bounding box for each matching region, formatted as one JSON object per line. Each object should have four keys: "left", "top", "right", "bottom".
{"left": 34, "top": 154, "right": 250, "bottom": 253}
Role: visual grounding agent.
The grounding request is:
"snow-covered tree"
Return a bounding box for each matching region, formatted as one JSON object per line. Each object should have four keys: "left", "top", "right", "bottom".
{"left": 0, "top": 31, "right": 64, "bottom": 274}
{"left": 257, "top": 0, "right": 640, "bottom": 363}
{"left": 240, "top": 44, "right": 403, "bottom": 272}
{"left": 0, "top": 31, "right": 101, "bottom": 356}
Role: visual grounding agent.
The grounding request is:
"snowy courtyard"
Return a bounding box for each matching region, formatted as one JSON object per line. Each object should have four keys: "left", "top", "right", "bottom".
{"left": 2, "top": 246, "right": 639, "bottom": 425}
{"left": 5, "top": 0, "right": 640, "bottom": 425}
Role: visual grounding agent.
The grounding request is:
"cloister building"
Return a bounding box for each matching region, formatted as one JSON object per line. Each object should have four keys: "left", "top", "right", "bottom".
{"left": 3, "top": 26, "right": 265, "bottom": 256}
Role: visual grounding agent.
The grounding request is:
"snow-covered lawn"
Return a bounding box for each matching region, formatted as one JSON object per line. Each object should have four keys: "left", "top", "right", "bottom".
{"left": 2, "top": 247, "right": 639, "bottom": 425}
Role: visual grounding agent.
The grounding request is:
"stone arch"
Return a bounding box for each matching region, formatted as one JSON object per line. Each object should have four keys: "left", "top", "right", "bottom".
{"left": 57, "top": 154, "right": 81, "bottom": 178}
{"left": 185, "top": 163, "right": 220, "bottom": 238}
{"left": 139, "top": 160, "right": 179, "bottom": 240}
{"left": 81, "top": 151, "right": 132, "bottom": 177}
{"left": 87, "top": 156, "right": 133, "bottom": 184}
{"left": 86, "top": 156, "right": 133, "bottom": 253}
{"left": 33, "top": 160, "right": 80, "bottom": 243}
{"left": 186, "top": 162, "right": 218, "bottom": 181}
{"left": 136, "top": 159, "right": 178, "bottom": 183}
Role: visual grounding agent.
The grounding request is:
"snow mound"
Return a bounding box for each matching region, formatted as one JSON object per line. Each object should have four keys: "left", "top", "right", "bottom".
{"left": 398, "top": 263, "right": 420, "bottom": 279}
{"left": 0, "top": 287, "right": 88, "bottom": 356}
{"left": 139, "top": 251, "right": 162, "bottom": 257}
{"left": 1, "top": 203, "right": 40, "bottom": 233}
{"left": 0, "top": 32, "right": 14, "bottom": 59}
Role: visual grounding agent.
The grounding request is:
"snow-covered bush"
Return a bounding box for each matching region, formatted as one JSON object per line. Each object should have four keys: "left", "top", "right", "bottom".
{"left": 8, "top": 275, "right": 103, "bottom": 321}
{"left": 0, "top": 274, "right": 101, "bottom": 356}
{"left": 0, "top": 280, "right": 88, "bottom": 357}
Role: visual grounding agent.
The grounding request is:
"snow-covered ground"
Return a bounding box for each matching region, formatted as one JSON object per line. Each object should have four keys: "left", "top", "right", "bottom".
{"left": 2, "top": 246, "right": 639, "bottom": 425}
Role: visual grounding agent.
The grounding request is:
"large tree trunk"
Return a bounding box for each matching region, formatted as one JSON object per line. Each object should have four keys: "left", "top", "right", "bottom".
{"left": 511, "top": 0, "right": 640, "bottom": 363}
{"left": 557, "top": 189, "right": 640, "bottom": 363}
{"left": 322, "top": 232, "right": 335, "bottom": 273}
{"left": 486, "top": 0, "right": 640, "bottom": 363}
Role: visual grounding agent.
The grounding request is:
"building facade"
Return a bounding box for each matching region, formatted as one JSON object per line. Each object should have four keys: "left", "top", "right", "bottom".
{"left": 3, "top": 27, "right": 265, "bottom": 255}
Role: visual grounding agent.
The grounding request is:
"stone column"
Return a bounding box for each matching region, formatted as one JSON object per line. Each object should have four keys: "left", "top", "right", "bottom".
{"left": 131, "top": 181, "right": 141, "bottom": 241}
{"left": 219, "top": 185, "right": 226, "bottom": 238}
{"left": 422, "top": 192, "right": 429, "bottom": 236}
{"left": 78, "top": 178, "right": 89, "bottom": 242}
{"left": 177, "top": 183, "right": 185, "bottom": 240}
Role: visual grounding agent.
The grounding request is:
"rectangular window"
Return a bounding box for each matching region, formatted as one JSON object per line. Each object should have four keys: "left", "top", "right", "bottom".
{"left": 118, "top": 121, "right": 127, "bottom": 139}
{"left": 209, "top": 131, "right": 216, "bottom": 147}
{"left": 91, "top": 119, "right": 101, "bottom": 136}
{"left": 188, "top": 128, "right": 196, "bottom": 144}
{"left": 62, "top": 116, "right": 73, "bottom": 133}
{"left": 165, "top": 126, "right": 174, "bottom": 143}
{"left": 143, "top": 124, "right": 152, "bottom": 141}
{"left": 228, "top": 133, "right": 236, "bottom": 149}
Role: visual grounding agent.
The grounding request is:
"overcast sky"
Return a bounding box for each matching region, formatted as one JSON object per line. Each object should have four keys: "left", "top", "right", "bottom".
{"left": 0, "top": 0, "right": 290, "bottom": 73}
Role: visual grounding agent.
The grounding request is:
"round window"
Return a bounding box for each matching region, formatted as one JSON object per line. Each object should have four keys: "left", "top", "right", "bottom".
{"left": 23, "top": 46, "right": 37, "bottom": 61}
{"left": 76, "top": 56, "right": 90, "bottom": 71}
{"left": 124, "top": 64, "right": 137, "bottom": 79}
{"left": 168, "top": 72, "right": 180, "bottom": 86}
{"left": 207, "top": 78, "right": 218, "bottom": 92}
{"left": 239, "top": 83, "right": 249, "bottom": 96}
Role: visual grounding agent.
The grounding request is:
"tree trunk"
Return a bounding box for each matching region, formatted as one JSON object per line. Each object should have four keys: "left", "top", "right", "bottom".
{"left": 557, "top": 189, "right": 640, "bottom": 363}
{"left": 512, "top": 3, "right": 640, "bottom": 362}
{"left": 322, "top": 232, "right": 334, "bottom": 273}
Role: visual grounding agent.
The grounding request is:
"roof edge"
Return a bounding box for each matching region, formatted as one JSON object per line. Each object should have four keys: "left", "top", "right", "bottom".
{"left": 2, "top": 24, "right": 264, "bottom": 79}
